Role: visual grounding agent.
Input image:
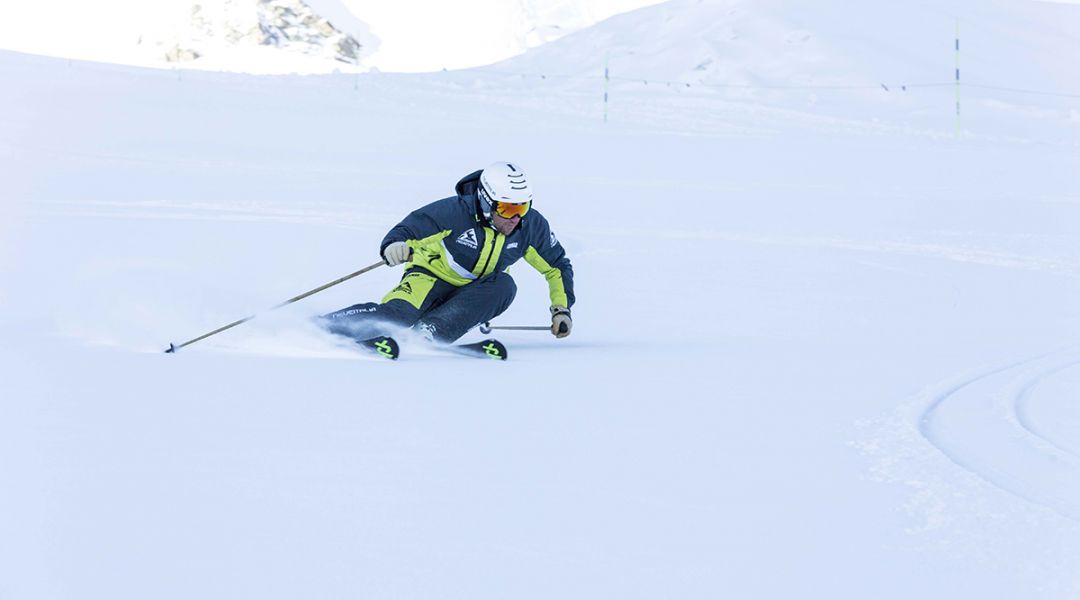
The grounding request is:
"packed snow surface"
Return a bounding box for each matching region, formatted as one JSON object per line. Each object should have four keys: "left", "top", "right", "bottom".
{"left": 2, "top": 0, "right": 1080, "bottom": 598}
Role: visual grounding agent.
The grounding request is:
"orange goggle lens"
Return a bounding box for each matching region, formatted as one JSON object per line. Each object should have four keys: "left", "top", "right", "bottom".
{"left": 494, "top": 201, "right": 530, "bottom": 218}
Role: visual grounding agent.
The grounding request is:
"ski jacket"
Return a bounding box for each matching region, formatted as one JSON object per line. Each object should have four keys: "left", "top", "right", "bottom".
{"left": 380, "top": 170, "right": 575, "bottom": 308}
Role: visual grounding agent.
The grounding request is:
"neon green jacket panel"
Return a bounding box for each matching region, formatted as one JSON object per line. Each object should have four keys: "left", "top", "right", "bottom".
{"left": 405, "top": 230, "right": 475, "bottom": 287}
{"left": 524, "top": 246, "right": 570, "bottom": 308}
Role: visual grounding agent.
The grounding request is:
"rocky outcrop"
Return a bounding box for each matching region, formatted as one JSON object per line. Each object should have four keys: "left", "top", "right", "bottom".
{"left": 162, "top": 0, "right": 363, "bottom": 66}
{"left": 255, "top": 0, "right": 361, "bottom": 63}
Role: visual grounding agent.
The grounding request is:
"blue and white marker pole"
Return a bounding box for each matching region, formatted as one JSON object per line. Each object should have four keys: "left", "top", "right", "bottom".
{"left": 955, "top": 19, "right": 960, "bottom": 137}
{"left": 603, "top": 55, "right": 610, "bottom": 123}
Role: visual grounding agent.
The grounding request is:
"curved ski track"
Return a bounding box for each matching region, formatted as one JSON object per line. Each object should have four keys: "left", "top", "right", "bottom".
{"left": 918, "top": 351, "right": 1080, "bottom": 521}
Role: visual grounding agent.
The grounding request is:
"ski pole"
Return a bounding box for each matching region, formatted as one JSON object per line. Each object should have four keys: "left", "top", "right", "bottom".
{"left": 165, "top": 260, "right": 385, "bottom": 353}
{"left": 479, "top": 322, "right": 550, "bottom": 334}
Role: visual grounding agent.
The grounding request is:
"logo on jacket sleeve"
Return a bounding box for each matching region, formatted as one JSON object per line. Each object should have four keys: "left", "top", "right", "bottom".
{"left": 456, "top": 228, "right": 479, "bottom": 249}
{"left": 549, "top": 231, "right": 558, "bottom": 248}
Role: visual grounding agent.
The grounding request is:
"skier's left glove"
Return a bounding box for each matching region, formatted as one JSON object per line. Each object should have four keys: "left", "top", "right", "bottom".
{"left": 550, "top": 305, "right": 572, "bottom": 339}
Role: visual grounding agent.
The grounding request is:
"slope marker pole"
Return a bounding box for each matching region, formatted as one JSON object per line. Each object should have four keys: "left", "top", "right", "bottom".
{"left": 955, "top": 18, "right": 961, "bottom": 138}
{"left": 603, "top": 53, "right": 610, "bottom": 123}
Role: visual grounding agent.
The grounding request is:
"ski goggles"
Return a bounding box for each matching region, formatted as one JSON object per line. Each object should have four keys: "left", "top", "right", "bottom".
{"left": 493, "top": 201, "right": 530, "bottom": 219}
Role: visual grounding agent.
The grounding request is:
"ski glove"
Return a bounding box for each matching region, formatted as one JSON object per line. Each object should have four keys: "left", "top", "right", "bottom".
{"left": 550, "top": 305, "right": 572, "bottom": 338}
{"left": 383, "top": 241, "right": 411, "bottom": 267}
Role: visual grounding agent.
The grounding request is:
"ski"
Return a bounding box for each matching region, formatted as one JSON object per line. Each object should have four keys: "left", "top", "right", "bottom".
{"left": 358, "top": 335, "right": 400, "bottom": 360}
{"left": 353, "top": 335, "right": 503, "bottom": 361}
{"left": 451, "top": 338, "right": 508, "bottom": 360}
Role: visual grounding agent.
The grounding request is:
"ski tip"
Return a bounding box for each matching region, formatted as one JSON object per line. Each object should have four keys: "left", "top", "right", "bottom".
{"left": 479, "top": 339, "right": 508, "bottom": 360}
{"left": 359, "top": 335, "right": 400, "bottom": 360}
{"left": 447, "top": 338, "right": 507, "bottom": 360}
{"left": 383, "top": 338, "right": 401, "bottom": 360}
{"left": 164, "top": 343, "right": 177, "bottom": 354}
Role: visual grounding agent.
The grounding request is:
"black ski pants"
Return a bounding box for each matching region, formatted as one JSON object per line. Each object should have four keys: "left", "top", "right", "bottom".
{"left": 321, "top": 267, "right": 517, "bottom": 343}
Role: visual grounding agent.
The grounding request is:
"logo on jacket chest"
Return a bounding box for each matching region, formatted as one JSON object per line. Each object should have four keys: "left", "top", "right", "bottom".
{"left": 456, "top": 228, "right": 479, "bottom": 250}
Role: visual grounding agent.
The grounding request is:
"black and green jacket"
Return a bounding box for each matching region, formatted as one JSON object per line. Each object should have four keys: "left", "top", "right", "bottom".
{"left": 380, "top": 170, "right": 575, "bottom": 308}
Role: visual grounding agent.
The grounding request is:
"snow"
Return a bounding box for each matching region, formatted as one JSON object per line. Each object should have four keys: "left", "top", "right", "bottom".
{"left": 2, "top": 0, "right": 1080, "bottom": 598}
{"left": 0, "top": 0, "right": 667, "bottom": 73}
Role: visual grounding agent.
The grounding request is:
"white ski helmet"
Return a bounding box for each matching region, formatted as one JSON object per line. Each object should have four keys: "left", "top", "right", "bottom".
{"left": 478, "top": 161, "right": 532, "bottom": 220}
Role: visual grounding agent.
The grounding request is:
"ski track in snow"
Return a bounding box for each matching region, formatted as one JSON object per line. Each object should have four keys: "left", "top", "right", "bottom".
{"left": 28, "top": 197, "right": 1080, "bottom": 281}
{"left": 918, "top": 351, "right": 1080, "bottom": 522}
{"left": 26, "top": 199, "right": 392, "bottom": 232}
{"left": 585, "top": 227, "right": 1080, "bottom": 279}
{"left": 1016, "top": 364, "right": 1080, "bottom": 459}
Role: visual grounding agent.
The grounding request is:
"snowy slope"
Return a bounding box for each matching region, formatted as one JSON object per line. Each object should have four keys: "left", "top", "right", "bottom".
{"left": 2, "top": 1, "right": 1080, "bottom": 598}
{"left": 493, "top": 0, "right": 1080, "bottom": 139}
{"left": 321, "top": 0, "right": 669, "bottom": 71}
{"left": 0, "top": 0, "right": 666, "bottom": 73}
{"left": 503, "top": 0, "right": 1080, "bottom": 88}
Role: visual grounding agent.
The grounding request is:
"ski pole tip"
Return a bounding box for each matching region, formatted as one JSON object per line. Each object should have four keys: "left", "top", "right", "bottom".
{"left": 479, "top": 322, "right": 491, "bottom": 334}
{"left": 165, "top": 343, "right": 177, "bottom": 354}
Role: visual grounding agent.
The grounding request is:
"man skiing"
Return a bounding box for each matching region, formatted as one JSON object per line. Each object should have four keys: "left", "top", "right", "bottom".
{"left": 321, "top": 162, "right": 575, "bottom": 347}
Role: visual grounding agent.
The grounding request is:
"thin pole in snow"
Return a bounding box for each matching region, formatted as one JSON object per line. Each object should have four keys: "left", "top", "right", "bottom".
{"left": 955, "top": 19, "right": 960, "bottom": 138}
{"left": 603, "top": 54, "right": 609, "bottom": 123}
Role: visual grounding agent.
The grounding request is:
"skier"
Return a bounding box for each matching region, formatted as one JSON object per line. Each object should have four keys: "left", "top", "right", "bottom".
{"left": 321, "top": 162, "right": 575, "bottom": 346}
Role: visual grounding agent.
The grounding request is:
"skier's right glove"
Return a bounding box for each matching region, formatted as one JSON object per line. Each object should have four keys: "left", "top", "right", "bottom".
{"left": 550, "top": 305, "right": 572, "bottom": 339}
{"left": 382, "top": 241, "right": 411, "bottom": 267}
